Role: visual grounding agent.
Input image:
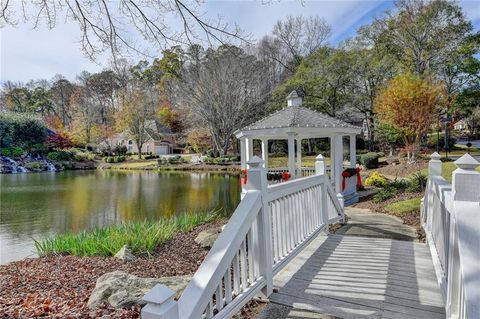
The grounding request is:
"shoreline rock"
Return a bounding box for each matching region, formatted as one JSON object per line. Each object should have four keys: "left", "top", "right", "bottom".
{"left": 87, "top": 271, "right": 191, "bottom": 309}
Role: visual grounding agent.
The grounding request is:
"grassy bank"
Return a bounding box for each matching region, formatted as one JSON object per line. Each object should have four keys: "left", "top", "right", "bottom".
{"left": 385, "top": 197, "right": 422, "bottom": 214}
{"left": 34, "top": 212, "right": 217, "bottom": 257}
{"left": 421, "top": 161, "right": 480, "bottom": 183}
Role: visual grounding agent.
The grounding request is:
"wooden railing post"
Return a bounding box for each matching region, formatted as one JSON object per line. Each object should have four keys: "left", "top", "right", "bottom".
{"left": 428, "top": 152, "right": 442, "bottom": 178}
{"left": 141, "top": 284, "right": 179, "bottom": 319}
{"left": 451, "top": 153, "right": 480, "bottom": 202}
{"left": 316, "top": 155, "right": 329, "bottom": 233}
{"left": 245, "top": 156, "right": 273, "bottom": 297}
{"left": 447, "top": 154, "right": 480, "bottom": 318}
{"left": 424, "top": 152, "right": 443, "bottom": 229}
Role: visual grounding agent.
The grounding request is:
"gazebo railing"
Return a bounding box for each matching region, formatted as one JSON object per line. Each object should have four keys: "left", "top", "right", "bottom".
{"left": 142, "top": 156, "right": 345, "bottom": 319}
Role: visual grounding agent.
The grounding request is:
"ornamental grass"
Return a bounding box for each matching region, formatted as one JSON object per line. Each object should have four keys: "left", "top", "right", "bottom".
{"left": 34, "top": 212, "right": 216, "bottom": 257}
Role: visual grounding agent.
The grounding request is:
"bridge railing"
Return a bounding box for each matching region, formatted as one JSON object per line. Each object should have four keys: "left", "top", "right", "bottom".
{"left": 142, "top": 155, "right": 344, "bottom": 319}
{"left": 421, "top": 152, "right": 480, "bottom": 319}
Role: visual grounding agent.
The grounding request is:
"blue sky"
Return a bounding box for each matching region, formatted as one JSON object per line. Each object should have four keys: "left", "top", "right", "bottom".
{"left": 1, "top": 0, "right": 479, "bottom": 83}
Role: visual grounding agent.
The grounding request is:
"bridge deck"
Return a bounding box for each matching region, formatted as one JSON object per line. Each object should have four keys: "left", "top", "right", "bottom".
{"left": 259, "top": 233, "right": 445, "bottom": 319}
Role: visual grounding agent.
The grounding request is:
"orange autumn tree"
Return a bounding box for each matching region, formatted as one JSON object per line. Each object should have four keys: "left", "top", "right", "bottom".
{"left": 375, "top": 73, "right": 446, "bottom": 162}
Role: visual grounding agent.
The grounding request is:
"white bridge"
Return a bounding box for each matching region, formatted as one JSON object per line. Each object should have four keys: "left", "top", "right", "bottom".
{"left": 141, "top": 152, "right": 480, "bottom": 319}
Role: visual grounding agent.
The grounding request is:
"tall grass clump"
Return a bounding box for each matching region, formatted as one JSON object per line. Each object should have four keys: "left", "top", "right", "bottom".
{"left": 35, "top": 212, "right": 217, "bottom": 257}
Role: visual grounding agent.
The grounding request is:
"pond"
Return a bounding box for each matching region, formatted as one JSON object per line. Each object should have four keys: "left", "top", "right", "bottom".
{"left": 0, "top": 170, "right": 241, "bottom": 264}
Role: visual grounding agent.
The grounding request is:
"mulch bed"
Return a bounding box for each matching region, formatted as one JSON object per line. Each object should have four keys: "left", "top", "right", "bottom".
{"left": 352, "top": 192, "right": 426, "bottom": 242}
{"left": 1, "top": 220, "right": 256, "bottom": 318}
{"left": 370, "top": 161, "right": 427, "bottom": 179}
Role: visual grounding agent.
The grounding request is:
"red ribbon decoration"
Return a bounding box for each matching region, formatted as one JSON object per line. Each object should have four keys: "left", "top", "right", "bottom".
{"left": 240, "top": 169, "right": 247, "bottom": 185}
{"left": 342, "top": 171, "right": 350, "bottom": 191}
{"left": 356, "top": 167, "right": 362, "bottom": 188}
{"left": 281, "top": 171, "right": 291, "bottom": 181}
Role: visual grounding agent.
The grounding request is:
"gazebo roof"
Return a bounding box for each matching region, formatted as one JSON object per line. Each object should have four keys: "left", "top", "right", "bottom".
{"left": 235, "top": 91, "right": 361, "bottom": 139}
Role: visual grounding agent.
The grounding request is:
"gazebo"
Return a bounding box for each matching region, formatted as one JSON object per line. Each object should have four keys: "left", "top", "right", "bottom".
{"left": 235, "top": 90, "right": 362, "bottom": 204}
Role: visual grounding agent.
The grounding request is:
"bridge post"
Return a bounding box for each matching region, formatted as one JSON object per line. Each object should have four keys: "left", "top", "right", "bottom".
{"left": 246, "top": 156, "right": 273, "bottom": 297}
{"left": 424, "top": 152, "right": 443, "bottom": 230}
{"left": 451, "top": 153, "right": 480, "bottom": 202}
{"left": 446, "top": 154, "right": 480, "bottom": 318}
{"left": 428, "top": 152, "right": 442, "bottom": 178}
{"left": 141, "top": 284, "right": 179, "bottom": 319}
{"left": 316, "top": 155, "right": 329, "bottom": 233}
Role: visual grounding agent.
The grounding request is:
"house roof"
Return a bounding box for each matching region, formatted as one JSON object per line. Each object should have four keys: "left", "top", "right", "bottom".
{"left": 144, "top": 120, "right": 174, "bottom": 140}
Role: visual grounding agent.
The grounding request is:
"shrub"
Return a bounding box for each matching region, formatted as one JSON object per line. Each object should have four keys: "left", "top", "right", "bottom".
{"left": 373, "top": 186, "right": 397, "bottom": 203}
{"left": 0, "top": 112, "right": 47, "bottom": 149}
{"left": 30, "top": 143, "right": 49, "bottom": 156}
{"left": 25, "top": 161, "right": 43, "bottom": 171}
{"left": 359, "top": 152, "right": 380, "bottom": 169}
{"left": 407, "top": 172, "right": 428, "bottom": 193}
{"left": 365, "top": 172, "right": 389, "bottom": 187}
{"left": 46, "top": 133, "right": 75, "bottom": 150}
{"left": 0, "top": 146, "right": 25, "bottom": 158}
{"left": 113, "top": 145, "right": 128, "bottom": 155}
{"left": 47, "top": 151, "right": 73, "bottom": 161}
{"left": 427, "top": 132, "right": 456, "bottom": 150}
{"left": 388, "top": 178, "right": 408, "bottom": 190}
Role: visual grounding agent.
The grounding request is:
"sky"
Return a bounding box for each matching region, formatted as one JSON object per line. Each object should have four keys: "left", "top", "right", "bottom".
{"left": 1, "top": 0, "right": 479, "bottom": 83}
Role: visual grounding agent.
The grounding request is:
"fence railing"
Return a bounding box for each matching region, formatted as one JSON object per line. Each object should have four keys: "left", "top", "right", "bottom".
{"left": 421, "top": 152, "right": 480, "bottom": 319}
{"left": 142, "top": 155, "right": 344, "bottom": 319}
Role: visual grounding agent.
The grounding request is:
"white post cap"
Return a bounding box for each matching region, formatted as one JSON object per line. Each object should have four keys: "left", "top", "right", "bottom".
{"left": 430, "top": 152, "right": 441, "bottom": 160}
{"left": 247, "top": 155, "right": 264, "bottom": 168}
{"left": 454, "top": 153, "right": 479, "bottom": 170}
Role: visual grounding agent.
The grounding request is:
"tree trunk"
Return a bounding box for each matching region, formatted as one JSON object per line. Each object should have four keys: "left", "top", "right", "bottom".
{"left": 137, "top": 143, "right": 143, "bottom": 159}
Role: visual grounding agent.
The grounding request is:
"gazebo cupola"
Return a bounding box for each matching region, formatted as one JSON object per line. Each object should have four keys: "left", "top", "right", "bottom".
{"left": 235, "top": 90, "right": 362, "bottom": 204}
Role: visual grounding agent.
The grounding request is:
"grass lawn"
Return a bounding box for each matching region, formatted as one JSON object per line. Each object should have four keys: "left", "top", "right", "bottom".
{"left": 421, "top": 162, "right": 480, "bottom": 183}
{"left": 268, "top": 155, "right": 331, "bottom": 168}
{"left": 385, "top": 197, "right": 422, "bottom": 214}
{"left": 451, "top": 144, "right": 480, "bottom": 156}
{"left": 109, "top": 159, "right": 158, "bottom": 169}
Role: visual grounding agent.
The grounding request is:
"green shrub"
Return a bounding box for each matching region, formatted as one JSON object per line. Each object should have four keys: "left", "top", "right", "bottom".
{"left": 427, "top": 132, "right": 456, "bottom": 150}
{"left": 0, "top": 112, "right": 47, "bottom": 149}
{"left": 24, "top": 161, "right": 43, "bottom": 171}
{"left": 30, "top": 143, "right": 49, "bottom": 156}
{"left": 359, "top": 152, "right": 380, "bottom": 169}
{"left": 47, "top": 151, "right": 73, "bottom": 161}
{"left": 0, "top": 146, "right": 25, "bottom": 158}
{"left": 407, "top": 172, "right": 428, "bottom": 193}
{"left": 373, "top": 186, "right": 397, "bottom": 203}
{"left": 365, "top": 172, "right": 388, "bottom": 187}
{"left": 34, "top": 212, "right": 217, "bottom": 257}
{"left": 388, "top": 178, "right": 408, "bottom": 190}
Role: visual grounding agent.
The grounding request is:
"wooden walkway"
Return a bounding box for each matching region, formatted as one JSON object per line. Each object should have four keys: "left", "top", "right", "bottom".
{"left": 258, "top": 211, "right": 445, "bottom": 319}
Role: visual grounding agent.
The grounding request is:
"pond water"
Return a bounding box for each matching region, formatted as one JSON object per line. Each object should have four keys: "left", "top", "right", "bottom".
{"left": 0, "top": 170, "right": 241, "bottom": 264}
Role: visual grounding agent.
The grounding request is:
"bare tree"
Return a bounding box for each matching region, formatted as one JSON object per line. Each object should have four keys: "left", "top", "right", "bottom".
{"left": 272, "top": 15, "right": 331, "bottom": 68}
{"left": 175, "top": 46, "right": 270, "bottom": 156}
{"left": 0, "top": 0, "right": 248, "bottom": 60}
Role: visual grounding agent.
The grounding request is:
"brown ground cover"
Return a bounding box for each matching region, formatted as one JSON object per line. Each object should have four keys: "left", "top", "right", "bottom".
{"left": 0, "top": 221, "right": 241, "bottom": 318}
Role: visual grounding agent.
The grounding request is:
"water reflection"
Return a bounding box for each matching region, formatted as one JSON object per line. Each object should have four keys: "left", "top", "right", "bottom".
{"left": 0, "top": 170, "right": 240, "bottom": 264}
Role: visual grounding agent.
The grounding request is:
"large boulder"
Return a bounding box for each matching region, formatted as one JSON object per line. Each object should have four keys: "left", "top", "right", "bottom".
{"left": 194, "top": 227, "right": 222, "bottom": 248}
{"left": 114, "top": 245, "right": 135, "bottom": 261}
{"left": 87, "top": 271, "right": 191, "bottom": 309}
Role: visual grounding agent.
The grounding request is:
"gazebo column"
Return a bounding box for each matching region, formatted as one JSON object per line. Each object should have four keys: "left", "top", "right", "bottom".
{"left": 332, "top": 134, "right": 344, "bottom": 193}
{"left": 246, "top": 137, "right": 254, "bottom": 165}
{"left": 261, "top": 139, "right": 268, "bottom": 169}
{"left": 287, "top": 133, "right": 296, "bottom": 178}
{"left": 349, "top": 134, "right": 356, "bottom": 168}
{"left": 296, "top": 138, "right": 302, "bottom": 178}
{"left": 240, "top": 137, "right": 247, "bottom": 170}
